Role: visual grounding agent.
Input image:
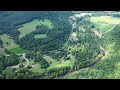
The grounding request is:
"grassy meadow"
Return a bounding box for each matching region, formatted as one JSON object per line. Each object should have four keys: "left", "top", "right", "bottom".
{"left": 34, "top": 34, "right": 47, "bottom": 39}
{"left": 90, "top": 16, "right": 120, "bottom": 31}
{"left": 18, "top": 19, "right": 53, "bottom": 38}
{"left": 0, "top": 34, "right": 27, "bottom": 54}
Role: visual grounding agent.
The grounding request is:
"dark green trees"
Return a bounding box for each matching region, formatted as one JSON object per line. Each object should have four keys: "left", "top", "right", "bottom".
{"left": 4, "top": 54, "right": 20, "bottom": 67}
{"left": 0, "top": 38, "right": 3, "bottom": 46}
{"left": 26, "top": 52, "right": 50, "bottom": 69}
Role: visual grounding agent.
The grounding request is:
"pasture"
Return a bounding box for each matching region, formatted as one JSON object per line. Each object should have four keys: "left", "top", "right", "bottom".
{"left": 34, "top": 34, "right": 47, "bottom": 39}
{"left": 18, "top": 19, "right": 53, "bottom": 38}
{"left": 44, "top": 55, "right": 75, "bottom": 70}
{"left": 7, "top": 45, "right": 27, "bottom": 54}
{"left": 0, "top": 34, "right": 27, "bottom": 54}
{"left": 90, "top": 16, "right": 120, "bottom": 31}
{"left": 0, "top": 34, "right": 14, "bottom": 47}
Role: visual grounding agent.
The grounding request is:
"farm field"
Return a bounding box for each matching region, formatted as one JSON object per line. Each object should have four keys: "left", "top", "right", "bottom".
{"left": 44, "top": 55, "right": 75, "bottom": 70}
{"left": 0, "top": 34, "right": 14, "bottom": 47}
{"left": 7, "top": 45, "right": 27, "bottom": 54}
{"left": 0, "top": 34, "right": 27, "bottom": 54}
{"left": 18, "top": 19, "right": 53, "bottom": 38}
{"left": 90, "top": 16, "right": 120, "bottom": 31}
{"left": 34, "top": 34, "right": 47, "bottom": 39}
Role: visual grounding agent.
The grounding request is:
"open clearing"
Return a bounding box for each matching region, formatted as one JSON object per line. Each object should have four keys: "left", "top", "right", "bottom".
{"left": 34, "top": 34, "right": 47, "bottom": 39}
{"left": 29, "top": 55, "right": 75, "bottom": 73}
{"left": 27, "top": 60, "right": 45, "bottom": 73}
{"left": 0, "top": 34, "right": 14, "bottom": 47}
{"left": 90, "top": 16, "right": 120, "bottom": 31}
{"left": 0, "top": 34, "right": 27, "bottom": 54}
{"left": 7, "top": 45, "right": 27, "bottom": 54}
{"left": 44, "top": 55, "right": 75, "bottom": 70}
{"left": 18, "top": 19, "right": 54, "bottom": 38}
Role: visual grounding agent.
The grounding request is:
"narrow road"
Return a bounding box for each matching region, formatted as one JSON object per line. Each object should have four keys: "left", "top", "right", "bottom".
{"left": 105, "top": 24, "right": 118, "bottom": 33}
{"left": 93, "top": 24, "right": 118, "bottom": 38}
{"left": 7, "top": 53, "right": 29, "bottom": 69}
{"left": 22, "top": 54, "right": 29, "bottom": 68}
{"left": 64, "top": 22, "right": 77, "bottom": 46}
{"left": 8, "top": 63, "right": 21, "bottom": 68}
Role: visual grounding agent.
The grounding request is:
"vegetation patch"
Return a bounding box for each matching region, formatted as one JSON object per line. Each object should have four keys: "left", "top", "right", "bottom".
{"left": 0, "top": 34, "right": 14, "bottom": 47}
{"left": 90, "top": 16, "right": 120, "bottom": 31}
{"left": 8, "top": 46, "right": 27, "bottom": 54}
{"left": 31, "top": 64, "right": 45, "bottom": 73}
{"left": 34, "top": 34, "right": 47, "bottom": 39}
{"left": 18, "top": 19, "right": 53, "bottom": 38}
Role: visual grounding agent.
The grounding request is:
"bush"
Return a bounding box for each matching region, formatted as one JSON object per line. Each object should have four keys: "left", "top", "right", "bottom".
{"left": 26, "top": 66, "right": 32, "bottom": 69}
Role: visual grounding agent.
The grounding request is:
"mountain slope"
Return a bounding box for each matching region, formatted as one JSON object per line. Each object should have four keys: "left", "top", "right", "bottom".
{"left": 62, "top": 20, "right": 120, "bottom": 79}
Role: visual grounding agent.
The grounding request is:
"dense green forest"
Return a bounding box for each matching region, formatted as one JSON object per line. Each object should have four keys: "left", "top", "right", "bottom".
{"left": 0, "top": 11, "right": 120, "bottom": 79}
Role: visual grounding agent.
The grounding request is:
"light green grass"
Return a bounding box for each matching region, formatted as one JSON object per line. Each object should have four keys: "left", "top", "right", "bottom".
{"left": 41, "top": 19, "right": 54, "bottom": 29}
{"left": 18, "top": 19, "right": 53, "bottom": 38}
{"left": 27, "top": 54, "right": 75, "bottom": 74}
{"left": 6, "top": 44, "right": 26, "bottom": 54}
{"left": 34, "top": 34, "right": 47, "bottom": 39}
{"left": 0, "top": 34, "right": 27, "bottom": 54}
{"left": 0, "top": 34, "right": 14, "bottom": 47}
{"left": 32, "top": 63, "right": 45, "bottom": 73}
{"left": 28, "top": 60, "right": 36, "bottom": 66}
{"left": 44, "top": 55, "right": 75, "bottom": 70}
{"left": 27, "top": 60, "right": 45, "bottom": 73}
{"left": 25, "top": 54, "right": 76, "bottom": 74}
{"left": 8, "top": 46, "right": 27, "bottom": 54}
{"left": 90, "top": 16, "right": 120, "bottom": 31}
{"left": 0, "top": 48, "right": 5, "bottom": 54}
{"left": 43, "top": 55, "right": 61, "bottom": 69}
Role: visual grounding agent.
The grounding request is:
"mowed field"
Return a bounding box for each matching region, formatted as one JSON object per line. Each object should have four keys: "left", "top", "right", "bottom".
{"left": 34, "top": 34, "right": 47, "bottom": 39}
{"left": 18, "top": 19, "right": 54, "bottom": 38}
{"left": 0, "top": 34, "right": 27, "bottom": 54}
{"left": 0, "top": 34, "right": 14, "bottom": 47}
{"left": 90, "top": 16, "right": 120, "bottom": 31}
{"left": 6, "top": 44, "right": 27, "bottom": 54}
{"left": 44, "top": 55, "right": 75, "bottom": 69}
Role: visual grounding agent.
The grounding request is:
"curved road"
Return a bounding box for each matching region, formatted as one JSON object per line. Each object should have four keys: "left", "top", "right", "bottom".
{"left": 7, "top": 53, "right": 29, "bottom": 69}
{"left": 22, "top": 54, "right": 29, "bottom": 68}
{"left": 105, "top": 24, "right": 118, "bottom": 33}
{"left": 64, "top": 21, "right": 77, "bottom": 46}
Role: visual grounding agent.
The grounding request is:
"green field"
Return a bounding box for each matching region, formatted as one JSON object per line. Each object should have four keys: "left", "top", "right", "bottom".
{"left": 34, "top": 34, "right": 47, "bottom": 39}
{"left": 0, "top": 34, "right": 27, "bottom": 54}
{"left": 32, "top": 63, "right": 45, "bottom": 73}
{"left": 18, "top": 19, "right": 54, "bottom": 38}
{"left": 44, "top": 55, "right": 75, "bottom": 69}
{"left": 8, "top": 46, "right": 27, "bottom": 54}
{"left": 0, "top": 34, "right": 14, "bottom": 47}
{"left": 41, "top": 19, "right": 54, "bottom": 29}
{"left": 5, "top": 43, "right": 27, "bottom": 54}
{"left": 90, "top": 16, "right": 120, "bottom": 31}
{"left": 28, "top": 55, "right": 75, "bottom": 74}
{"left": 27, "top": 60, "right": 45, "bottom": 73}
{"left": 0, "top": 48, "right": 5, "bottom": 54}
